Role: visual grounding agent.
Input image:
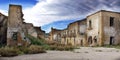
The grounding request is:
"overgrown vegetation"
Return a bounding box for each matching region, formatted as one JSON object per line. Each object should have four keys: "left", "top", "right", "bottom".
{"left": 0, "top": 45, "right": 46, "bottom": 57}
{"left": 0, "top": 34, "right": 75, "bottom": 57}
{"left": 0, "top": 47, "right": 20, "bottom": 57}
{"left": 45, "top": 41, "right": 74, "bottom": 51}
{"left": 26, "top": 34, "right": 74, "bottom": 51}
{"left": 26, "top": 34, "right": 46, "bottom": 46}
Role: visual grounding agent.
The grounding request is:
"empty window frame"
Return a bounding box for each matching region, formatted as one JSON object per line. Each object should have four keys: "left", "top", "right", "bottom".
{"left": 89, "top": 20, "right": 92, "bottom": 28}
{"left": 110, "top": 17, "right": 114, "bottom": 26}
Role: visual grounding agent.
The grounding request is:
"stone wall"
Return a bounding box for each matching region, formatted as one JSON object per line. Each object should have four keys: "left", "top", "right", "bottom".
{"left": 34, "top": 27, "right": 45, "bottom": 39}
{"left": 49, "top": 10, "right": 120, "bottom": 47}
{"left": 102, "top": 11, "right": 120, "bottom": 45}
{"left": 87, "top": 11, "right": 102, "bottom": 46}
{"left": 7, "top": 4, "right": 29, "bottom": 46}
{"left": 50, "top": 27, "right": 62, "bottom": 42}
{"left": 50, "top": 19, "right": 87, "bottom": 46}
{"left": 22, "top": 22, "right": 38, "bottom": 38}
{"left": 87, "top": 10, "right": 120, "bottom": 46}
{"left": 0, "top": 4, "right": 46, "bottom": 46}
{"left": 63, "top": 19, "right": 87, "bottom": 46}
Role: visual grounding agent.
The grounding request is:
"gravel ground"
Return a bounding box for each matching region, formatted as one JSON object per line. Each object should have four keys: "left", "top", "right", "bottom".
{"left": 1, "top": 47, "right": 120, "bottom": 60}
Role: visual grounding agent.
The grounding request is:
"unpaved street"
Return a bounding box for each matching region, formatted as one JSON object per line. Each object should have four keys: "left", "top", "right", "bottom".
{"left": 1, "top": 47, "right": 120, "bottom": 60}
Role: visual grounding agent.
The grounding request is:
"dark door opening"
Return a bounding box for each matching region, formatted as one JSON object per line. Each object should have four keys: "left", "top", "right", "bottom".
{"left": 81, "top": 40, "right": 83, "bottom": 46}
{"left": 110, "top": 37, "right": 114, "bottom": 45}
{"left": 88, "top": 36, "right": 92, "bottom": 45}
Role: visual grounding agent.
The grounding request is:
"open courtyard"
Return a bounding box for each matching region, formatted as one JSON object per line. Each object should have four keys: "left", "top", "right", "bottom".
{"left": 1, "top": 47, "right": 120, "bottom": 60}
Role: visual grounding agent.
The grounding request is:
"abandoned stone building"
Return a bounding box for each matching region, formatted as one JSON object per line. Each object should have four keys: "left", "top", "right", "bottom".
{"left": 50, "top": 19, "right": 87, "bottom": 46}
{"left": 60, "top": 19, "right": 87, "bottom": 46}
{"left": 50, "top": 10, "right": 120, "bottom": 46}
{"left": 3, "top": 4, "right": 46, "bottom": 46}
{"left": 7, "top": 4, "right": 30, "bottom": 46}
{"left": 87, "top": 10, "right": 120, "bottom": 46}
{"left": 50, "top": 27, "right": 62, "bottom": 42}
{"left": 0, "top": 13, "right": 7, "bottom": 45}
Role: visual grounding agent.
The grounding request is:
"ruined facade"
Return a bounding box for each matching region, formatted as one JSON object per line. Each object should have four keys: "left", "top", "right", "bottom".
{"left": 23, "top": 23, "right": 45, "bottom": 39}
{"left": 34, "top": 27, "right": 45, "bottom": 39}
{"left": 6, "top": 4, "right": 46, "bottom": 46}
{"left": 87, "top": 10, "right": 120, "bottom": 46}
{"left": 7, "top": 4, "right": 28, "bottom": 46}
{"left": 50, "top": 27, "right": 62, "bottom": 43}
{"left": 0, "top": 13, "right": 7, "bottom": 45}
{"left": 50, "top": 19, "right": 87, "bottom": 46}
{"left": 22, "top": 22, "right": 38, "bottom": 38}
{"left": 50, "top": 10, "right": 120, "bottom": 46}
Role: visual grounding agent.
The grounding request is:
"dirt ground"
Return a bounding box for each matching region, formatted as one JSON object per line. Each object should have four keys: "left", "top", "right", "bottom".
{"left": 1, "top": 47, "right": 120, "bottom": 60}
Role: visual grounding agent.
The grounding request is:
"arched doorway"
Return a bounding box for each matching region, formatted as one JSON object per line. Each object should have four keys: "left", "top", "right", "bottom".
{"left": 88, "top": 36, "right": 92, "bottom": 45}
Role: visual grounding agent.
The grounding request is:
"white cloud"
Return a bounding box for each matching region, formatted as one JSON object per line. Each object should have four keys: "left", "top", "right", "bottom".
{"left": 23, "top": 0, "right": 120, "bottom": 26}
{"left": 23, "top": 0, "right": 87, "bottom": 26}
{"left": 0, "top": 9, "right": 8, "bottom": 16}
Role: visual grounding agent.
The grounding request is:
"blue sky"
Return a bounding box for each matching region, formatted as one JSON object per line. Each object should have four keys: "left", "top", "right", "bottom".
{"left": 0, "top": 0, "right": 120, "bottom": 33}
{"left": 0, "top": 0, "right": 37, "bottom": 10}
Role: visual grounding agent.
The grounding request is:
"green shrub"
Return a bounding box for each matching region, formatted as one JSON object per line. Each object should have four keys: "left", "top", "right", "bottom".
{"left": 0, "top": 47, "right": 20, "bottom": 57}
{"left": 63, "top": 45, "right": 74, "bottom": 51}
{"left": 0, "top": 45, "right": 46, "bottom": 57}
{"left": 56, "top": 46, "right": 65, "bottom": 51}
{"left": 49, "top": 45, "right": 57, "bottom": 50}
{"left": 26, "top": 34, "right": 45, "bottom": 46}
{"left": 26, "top": 34, "right": 74, "bottom": 51}
{"left": 25, "top": 45, "right": 46, "bottom": 54}
{"left": 42, "top": 45, "right": 50, "bottom": 50}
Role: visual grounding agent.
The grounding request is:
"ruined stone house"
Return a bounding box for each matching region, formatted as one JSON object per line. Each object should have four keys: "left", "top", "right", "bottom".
{"left": 0, "top": 4, "right": 46, "bottom": 46}
{"left": 50, "top": 27, "right": 62, "bottom": 43}
{"left": 0, "top": 13, "right": 7, "bottom": 45}
{"left": 50, "top": 19, "right": 87, "bottom": 46}
{"left": 61, "top": 19, "right": 87, "bottom": 46}
{"left": 50, "top": 10, "right": 120, "bottom": 46}
{"left": 7, "top": 4, "right": 30, "bottom": 46}
{"left": 87, "top": 10, "right": 120, "bottom": 46}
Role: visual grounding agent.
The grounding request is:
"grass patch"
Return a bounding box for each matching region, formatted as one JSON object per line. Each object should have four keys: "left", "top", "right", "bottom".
{"left": 103, "top": 45, "right": 120, "bottom": 49}
{"left": 0, "top": 47, "right": 20, "bottom": 57}
{"left": 0, "top": 45, "right": 46, "bottom": 57}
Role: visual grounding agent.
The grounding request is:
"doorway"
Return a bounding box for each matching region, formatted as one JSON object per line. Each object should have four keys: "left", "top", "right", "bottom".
{"left": 81, "top": 40, "right": 83, "bottom": 46}
{"left": 110, "top": 36, "right": 114, "bottom": 45}
{"left": 88, "top": 36, "right": 92, "bottom": 45}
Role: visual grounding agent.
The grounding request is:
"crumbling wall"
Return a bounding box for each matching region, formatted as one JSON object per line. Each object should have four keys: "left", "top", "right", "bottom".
{"left": 7, "top": 4, "right": 30, "bottom": 46}
{"left": 102, "top": 11, "right": 120, "bottom": 45}
{"left": 50, "top": 27, "right": 62, "bottom": 42}
{"left": 22, "top": 23, "right": 38, "bottom": 38}
{"left": 86, "top": 11, "right": 102, "bottom": 46}
{"left": 0, "top": 13, "right": 7, "bottom": 45}
{"left": 34, "top": 27, "right": 45, "bottom": 39}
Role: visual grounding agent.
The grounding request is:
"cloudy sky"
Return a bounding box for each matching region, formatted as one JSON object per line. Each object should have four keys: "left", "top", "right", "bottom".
{"left": 0, "top": 0, "right": 120, "bottom": 33}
